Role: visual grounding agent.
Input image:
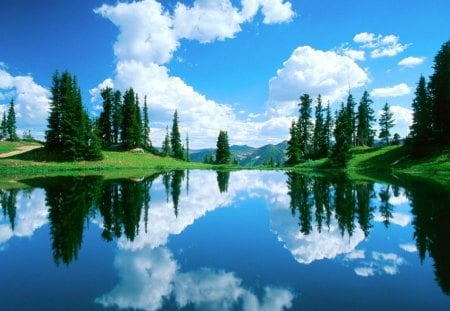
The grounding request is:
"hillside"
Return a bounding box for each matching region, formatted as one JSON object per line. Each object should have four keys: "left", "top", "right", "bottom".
{"left": 189, "top": 141, "right": 287, "bottom": 165}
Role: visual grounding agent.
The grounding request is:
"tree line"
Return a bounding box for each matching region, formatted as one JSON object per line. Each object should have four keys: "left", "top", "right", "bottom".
{"left": 287, "top": 40, "right": 449, "bottom": 167}
{"left": 0, "top": 99, "right": 18, "bottom": 141}
{"left": 408, "top": 40, "right": 450, "bottom": 156}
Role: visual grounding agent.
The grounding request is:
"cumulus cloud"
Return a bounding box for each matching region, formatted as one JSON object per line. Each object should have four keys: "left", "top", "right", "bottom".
{"left": 371, "top": 83, "right": 411, "bottom": 98}
{"left": 94, "top": 0, "right": 178, "bottom": 65}
{"left": 268, "top": 46, "right": 369, "bottom": 115}
{"left": 398, "top": 56, "right": 426, "bottom": 68}
{"left": 93, "top": 0, "right": 296, "bottom": 148}
{"left": 0, "top": 68, "right": 50, "bottom": 134}
{"left": 388, "top": 105, "right": 413, "bottom": 138}
{"left": 353, "top": 32, "right": 409, "bottom": 58}
{"left": 374, "top": 212, "right": 412, "bottom": 227}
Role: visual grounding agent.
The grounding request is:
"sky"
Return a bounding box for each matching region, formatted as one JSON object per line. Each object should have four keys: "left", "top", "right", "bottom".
{"left": 0, "top": 0, "right": 449, "bottom": 148}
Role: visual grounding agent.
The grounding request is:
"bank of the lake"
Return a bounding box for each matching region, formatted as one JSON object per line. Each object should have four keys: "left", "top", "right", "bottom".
{"left": 0, "top": 142, "right": 448, "bottom": 183}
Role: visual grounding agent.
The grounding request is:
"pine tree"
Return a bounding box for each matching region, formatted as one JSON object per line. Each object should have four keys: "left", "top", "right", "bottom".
{"left": 409, "top": 75, "right": 433, "bottom": 155}
{"left": 392, "top": 133, "right": 401, "bottom": 145}
{"left": 162, "top": 126, "right": 171, "bottom": 156}
{"left": 428, "top": 40, "right": 450, "bottom": 146}
{"left": 323, "top": 102, "right": 333, "bottom": 156}
{"left": 185, "top": 133, "right": 190, "bottom": 162}
{"left": 45, "top": 70, "right": 103, "bottom": 160}
{"left": 112, "top": 90, "right": 122, "bottom": 144}
{"left": 170, "top": 110, "right": 184, "bottom": 159}
{"left": 312, "top": 94, "right": 324, "bottom": 158}
{"left": 0, "top": 112, "right": 7, "bottom": 140}
{"left": 121, "top": 88, "right": 141, "bottom": 149}
{"left": 378, "top": 102, "right": 395, "bottom": 145}
{"left": 346, "top": 93, "right": 357, "bottom": 146}
{"left": 142, "top": 96, "right": 152, "bottom": 150}
{"left": 330, "top": 103, "right": 351, "bottom": 167}
{"left": 46, "top": 71, "right": 62, "bottom": 149}
{"left": 99, "top": 87, "right": 113, "bottom": 147}
{"left": 6, "top": 99, "right": 18, "bottom": 141}
{"left": 298, "top": 93, "right": 313, "bottom": 158}
{"left": 216, "top": 130, "right": 231, "bottom": 164}
{"left": 135, "top": 94, "right": 142, "bottom": 148}
{"left": 286, "top": 120, "right": 301, "bottom": 165}
{"left": 356, "top": 91, "right": 376, "bottom": 146}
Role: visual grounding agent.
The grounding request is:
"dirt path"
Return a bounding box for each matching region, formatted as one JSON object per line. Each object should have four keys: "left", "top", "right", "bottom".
{"left": 0, "top": 145, "right": 42, "bottom": 158}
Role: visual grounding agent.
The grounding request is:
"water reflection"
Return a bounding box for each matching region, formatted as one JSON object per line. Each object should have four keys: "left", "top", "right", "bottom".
{"left": 0, "top": 170, "right": 449, "bottom": 310}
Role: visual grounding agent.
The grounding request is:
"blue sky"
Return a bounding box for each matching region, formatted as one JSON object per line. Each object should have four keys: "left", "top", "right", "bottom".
{"left": 0, "top": 0, "right": 449, "bottom": 148}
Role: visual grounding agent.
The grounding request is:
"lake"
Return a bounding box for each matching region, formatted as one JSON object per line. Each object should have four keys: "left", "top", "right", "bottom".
{"left": 0, "top": 170, "right": 449, "bottom": 310}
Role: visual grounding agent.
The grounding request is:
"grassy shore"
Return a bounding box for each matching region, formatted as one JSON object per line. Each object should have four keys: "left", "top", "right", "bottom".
{"left": 0, "top": 141, "right": 449, "bottom": 182}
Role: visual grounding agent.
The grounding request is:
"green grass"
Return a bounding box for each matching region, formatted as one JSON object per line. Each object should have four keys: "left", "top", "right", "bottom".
{"left": 0, "top": 140, "right": 41, "bottom": 154}
{"left": 0, "top": 145, "right": 212, "bottom": 175}
{"left": 1, "top": 141, "right": 448, "bottom": 184}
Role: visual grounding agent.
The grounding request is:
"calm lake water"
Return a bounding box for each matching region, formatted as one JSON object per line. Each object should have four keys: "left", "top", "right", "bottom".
{"left": 0, "top": 170, "right": 449, "bottom": 310}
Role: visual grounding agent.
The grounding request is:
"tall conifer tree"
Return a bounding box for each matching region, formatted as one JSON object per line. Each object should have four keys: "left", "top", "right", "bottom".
{"left": 286, "top": 120, "right": 301, "bottom": 165}
{"left": 356, "top": 91, "right": 376, "bottom": 146}
{"left": 378, "top": 102, "right": 395, "bottom": 145}
{"left": 99, "top": 87, "right": 113, "bottom": 146}
{"left": 170, "top": 110, "right": 184, "bottom": 159}
{"left": 216, "top": 130, "right": 231, "bottom": 164}
{"left": 142, "top": 95, "right": 151, "bottom": 150}
{"left": 112, "top": 90, "right": 122, "bottom": 144}
{"left": 298, "top": 93, "right": 313, "bottom": 158}
{"left": 312, "top": 94, "right": 324, "bottom": 158}
{"left": 6, "top": 99, "right": 18, "bottom": 141}
{"left": 162, "top": 125, "right": 171, "bottom": 156}
{"left": 428, "top": 40, "right": 450, "bottom": 146}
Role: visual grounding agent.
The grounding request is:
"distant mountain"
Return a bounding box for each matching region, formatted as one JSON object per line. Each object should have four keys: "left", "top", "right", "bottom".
{"left": 189, "top": 141, "right": 287, "bottom": 166}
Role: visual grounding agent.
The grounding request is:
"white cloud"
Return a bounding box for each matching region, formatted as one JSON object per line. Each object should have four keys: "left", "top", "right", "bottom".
{"left": 0, "top": 68, "right": 50, "bottom": 133}
{"left": 268, "top": 46, "right": 369, "bottom": 115}
{"left": 89, "top": 78, "right": 114, "bottom": 104}
{"left": 93, "top": 0, "right": 295, "bottom": 148}
{"left": 94, "top": 0, "right": 178, "bottom": 65}
{"left": 371, "top": 83, "right": 411, "bottom": 98}
{"left": 354, "top": 267, "right": 375, "bottom": 277}
{"left": 399, "top": 243, "right": 417, "bottom": 253}
{"left": 173, "top": 0, "right": 244, "bottom": 43}
{"left": 342, "top": 48, "right": 366, "bottom": 61}
{"left": 389, "top": 105, "right": 413, "bottom": 138}
{"left": 345, "top": 249, "right": 366, "bottom": 260}
{"left": 353, "top": 32, "right": 409, "bottom": 58}
{"left": 398, "top": 56, "right": 426, "bottom": 68}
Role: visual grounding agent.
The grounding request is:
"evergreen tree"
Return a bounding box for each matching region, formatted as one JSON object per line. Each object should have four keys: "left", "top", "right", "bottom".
{"left": 428, "top": 40, "right": 450, "bottom": 146}
{"left": 6, "top": 99, "right": 18, "bottom": 141}
{"left": 378, "top": 102, "right": 395, "bottom": 145}
{"left": 142, "top": 95, "right": 152, "bottom": 150}
{"left": 330, "top": 103, "right": 351, "bottom": 167}
{"left": 392, "top": 133, "right": 401, "bottom": 145}
{"left": 409, "top": 75, "right": 433, "bottom": 155}
{"left": 323, "top": 102, "right": 333, "bottom": 155}
{"left": 298, "top": 94, "right": 313, "bottom": 158}
{"left": 121, "top": 88, "right": 141, "bottom": 149}
{"left": 83, "top": 115, "right": 103, "bottom": 160}
{"left": 135, "top": 94, "right": 142, "bottom": 147}
{"left": 356, "top": 91, "right": 376, "bottom": 146}
{"left": 112, "top": 90, "right": 122, "bottom": 144}
{"left": 170, "top": 110, "right": 184, "bottom": 159}
{"left": 45, "top": 70, "right": 103, "bottom": 160}
{"left": 286, "top": 120, "right": 301, "bottom": 165}
{"left": 99, "top": 87, "right": 113, "bottom": 146}
{"left": 312, "top": 94, "right": 324, "bottom": 158}
{"left": 346, "top": 93, "right": 357, "bottom": 146}
{"left": 46, "top": 71, "right": 62, "bottom": 149}
{"left": 59, "top": 73, "right": 86, "bottom": 160}
{"left": 162, "top": 125, "right": 171, "bottom": 156}
{"left": 216, "top": 130, "right": 231, "bottom": 164}
{"left": 185, "top": 133, "right": 190, "bottom": 162}
{"left": 1, "top": 112, "right": 7, "bottom": 140}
